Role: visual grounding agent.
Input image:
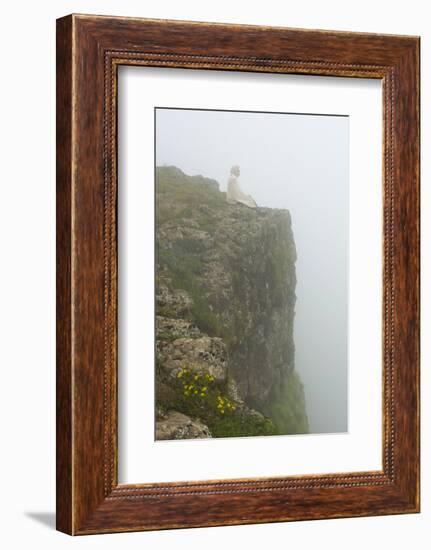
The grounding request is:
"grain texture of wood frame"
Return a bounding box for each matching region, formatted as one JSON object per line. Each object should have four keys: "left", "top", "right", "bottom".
{"left": 56, "top": 14, "right": 420, "bottom": 535}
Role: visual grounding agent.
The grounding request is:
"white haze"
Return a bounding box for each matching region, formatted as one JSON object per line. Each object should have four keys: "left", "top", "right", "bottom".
{"left": 156, "top": 108, "right": 348, "bottom": 434}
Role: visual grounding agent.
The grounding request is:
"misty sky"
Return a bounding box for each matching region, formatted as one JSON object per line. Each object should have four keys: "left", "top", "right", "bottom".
{"left": 155, "top": 107, "right": 348, "bottom": 434}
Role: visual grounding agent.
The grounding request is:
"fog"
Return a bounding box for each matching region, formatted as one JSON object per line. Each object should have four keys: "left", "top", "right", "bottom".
{"left": 156, "top": 108, "right": 348, "bottom": 434}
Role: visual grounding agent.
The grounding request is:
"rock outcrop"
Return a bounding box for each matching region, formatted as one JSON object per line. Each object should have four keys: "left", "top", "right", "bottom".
{"left": 156, "top": 411, "right": 211, "bottom": 440}
{"left": 155, "top": 166, "right": 308, "bottom": 438}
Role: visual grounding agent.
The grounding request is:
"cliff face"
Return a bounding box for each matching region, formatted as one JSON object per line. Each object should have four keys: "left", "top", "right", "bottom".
{"left": 155, "top": 166, "right": 308, "bottom": 439}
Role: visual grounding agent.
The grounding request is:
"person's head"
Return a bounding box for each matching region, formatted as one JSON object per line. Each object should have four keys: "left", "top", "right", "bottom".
{"left": 231, "top": 165, "right": 240, "bottom": 177}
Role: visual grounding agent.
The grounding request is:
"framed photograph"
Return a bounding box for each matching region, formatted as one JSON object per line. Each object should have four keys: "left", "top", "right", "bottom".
{"left": 56, "top": 14, "right": 420, "bottom": 534}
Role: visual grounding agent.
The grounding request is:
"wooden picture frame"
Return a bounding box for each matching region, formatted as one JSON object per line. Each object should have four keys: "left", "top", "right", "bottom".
{"left": 56, "top": 14, "right": 420, "bottom": 535}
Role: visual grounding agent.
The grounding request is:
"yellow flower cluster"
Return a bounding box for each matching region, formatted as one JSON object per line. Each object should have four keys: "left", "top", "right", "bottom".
{"left": 177, "top": 368, "right": 215, "bottom": 398}
{"left": 216, "top": 395, "right": 236, "bottom": 415}
{"left": 175, "top": 366, "right": 237, "bottom": 416}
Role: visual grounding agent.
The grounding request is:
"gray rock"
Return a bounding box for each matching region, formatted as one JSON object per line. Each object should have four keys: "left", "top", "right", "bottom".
{"left": 156, "top": 279, "right": 193, "bottom": 317}
{"left": 156, "top": 315, "right": 200, "bottom": 341}
{"left": 160, "top": 335, "right": 227, "bottom": 382}
{"left": 156, "top": 411, "right": 211, "bottom": 440}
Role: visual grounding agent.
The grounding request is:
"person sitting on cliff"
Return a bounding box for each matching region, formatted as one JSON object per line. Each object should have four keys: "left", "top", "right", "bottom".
{"left": 226, "top": 165, "right": 257, "bottom": 208}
